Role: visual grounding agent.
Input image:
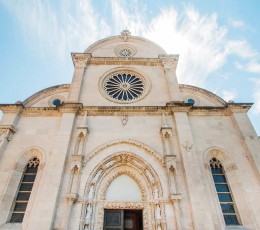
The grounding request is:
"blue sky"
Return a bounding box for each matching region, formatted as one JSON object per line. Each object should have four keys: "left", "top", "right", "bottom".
{"left": 0, "top": 0, "right": 260, "bottom": 134}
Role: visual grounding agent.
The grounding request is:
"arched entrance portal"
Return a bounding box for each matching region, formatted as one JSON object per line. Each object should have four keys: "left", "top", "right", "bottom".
{"left": 82, "top": 152, "right": 166, "bottom": 230}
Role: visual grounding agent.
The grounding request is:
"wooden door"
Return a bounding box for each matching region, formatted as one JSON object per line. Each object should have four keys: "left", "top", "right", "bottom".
{"left": 104, "top": 210, "right": 124, "bottom": 230}
{"left": 104, "top": 209, "right": 143, "bottom": 230}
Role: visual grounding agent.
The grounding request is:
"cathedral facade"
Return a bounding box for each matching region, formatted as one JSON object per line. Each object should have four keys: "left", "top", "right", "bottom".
{"left": 0, "top": 31, "right": 260, "bottom": 230}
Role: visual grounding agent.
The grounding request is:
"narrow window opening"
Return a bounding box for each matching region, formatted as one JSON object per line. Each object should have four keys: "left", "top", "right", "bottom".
{"left": 210, "top": 158, "right": 240, "bottom": 225}
{"left": 10, "top": 157, "right": 40, "bottom": 223}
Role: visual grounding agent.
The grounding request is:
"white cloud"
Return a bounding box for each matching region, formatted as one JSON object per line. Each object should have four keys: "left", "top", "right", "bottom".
{"left": 249, "top": 78, "right": 260, "bottom": 115}
{"left": 220, "top": 89, "right": 237, "bottom": 102}
{"left": 2, "top": 0, "right": 260, "bottom": 84}
{"left": 229, "top": 19, "right": 245, "bottom": 28}
{"left": 247, "top": 61, "right": 260, "bottom": 73}
{"left": 1, "top": 0, "right": 111, "bottom": 59}
{"left": 110, "top": 3, "right": 260, "bottom": 86}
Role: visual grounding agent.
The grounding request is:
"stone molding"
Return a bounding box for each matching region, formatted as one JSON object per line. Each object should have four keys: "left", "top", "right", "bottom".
{"left": 179, "top": 84, "right": 227, "bottom": 106}
{"left": 57, "top": 102, "right": 83, "bottom": 113}
{"left": 84, "top": 139, "right": 165, "bottom": 165}
{"left": 3, "top": 103, "right": 252, "bottom": 117}
{"left": 0, "top": 104, "right": 24, "bottom": 113}
{"left": 22, "top": 84, "right": 70, "bottom": 107}
{"left": 84, "top": 35, "right": 166, "bottom": 54}
{"left": 84, "top": 152, "right": 163, "bottom": 198}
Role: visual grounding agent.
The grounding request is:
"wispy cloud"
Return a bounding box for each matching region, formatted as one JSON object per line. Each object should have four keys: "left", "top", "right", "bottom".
{"left": 220, "top": 89, "right": 237, "bottom": 102}
{"left": 250, "top": 78, "right": 260, "bottom": 115}
{"left": 2, "top": 0, "right": 260, "bottom": 83}
{"left": 109, "top": 2, "right": 260, "bottom": 86}
{"left": 229, "top": 18, "right": 245, "bottom": 28}
{"left": 1, "top": 0, "right": 111, "bottom": 59}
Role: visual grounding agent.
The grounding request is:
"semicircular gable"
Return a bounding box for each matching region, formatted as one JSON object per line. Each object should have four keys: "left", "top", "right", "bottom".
{"left": 180, "top": 84, "right": 227, "bottom": 106}
{"left": 23, "top": 84, "right": 70, "bottom": 107}
{"left": 84, "top": 35, "right": 166, "bottom": 58}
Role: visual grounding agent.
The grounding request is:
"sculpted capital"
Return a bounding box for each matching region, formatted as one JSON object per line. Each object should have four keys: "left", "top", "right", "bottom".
{"left": 159, "top": 54, "right": 179, "bottom": 70}
{"left": 72, "top": 53, "right": 91, "bottom": 69}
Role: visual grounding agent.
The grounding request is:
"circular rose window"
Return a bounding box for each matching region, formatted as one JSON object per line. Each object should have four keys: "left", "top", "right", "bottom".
{"left": 119, "top": 48, "right": 132, "bottom": 57}
{"left": 101, "top": 71, "right": 150, "bottom": 103}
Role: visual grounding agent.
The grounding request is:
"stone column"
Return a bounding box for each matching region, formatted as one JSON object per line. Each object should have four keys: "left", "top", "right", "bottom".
{"left": 170, "top": 194, "right": 182, "bottom": 230}
{"left": 160, "top": 55, "right": 183, "bottom": 102}
{"left": 68, "top": 54, "right": 91, "bottom": 102}
{"left": 173, "top": 110, "right": 215, "bottom": 230}
{"left": 26, "top": 103, "right": 82, "bottom": 230}
{"left": 64, "top": 193, "right": 78, "bottom": 230}
{"left": 0, "top": 104, "right": 23, "bottom": 159}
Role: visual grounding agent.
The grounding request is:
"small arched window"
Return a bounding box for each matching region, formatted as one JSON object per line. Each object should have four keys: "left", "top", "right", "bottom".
{"left": 10, "top": 157, "right": 40, "bottom": 223}
{"left": 210, "top": 158, "right": 240, "bottom": 225}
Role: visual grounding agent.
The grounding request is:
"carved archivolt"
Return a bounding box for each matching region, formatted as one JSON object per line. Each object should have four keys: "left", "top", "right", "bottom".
{"left": 85, "top": 139, "right": 164, "bottom": 165}
{"left": 81, "top": 151, "right": 166, "bottom": 230}
{"left": 84, "top": 152, "right": 163, "bottom": 199}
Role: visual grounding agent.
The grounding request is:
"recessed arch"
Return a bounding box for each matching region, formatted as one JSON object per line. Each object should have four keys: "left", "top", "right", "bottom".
{"left": 81, "top": 152, "right": 167, "bottom": 230}
{"left": 84, "top": 151, "right": 163, "bottom": 200}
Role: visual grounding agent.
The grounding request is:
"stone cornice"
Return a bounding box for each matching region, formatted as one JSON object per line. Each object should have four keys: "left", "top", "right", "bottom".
{"left": 72, "top": 53, "right": 166, "bottom": 67}
{"left": 9, "top": 103, "right": 252, "bottom": 117}
{"left": 226, "top": 103, "right": 253, "bottom": 113}
{"left": 0, "top": 104, "right": 24, "bottom": 113}
{"left": 90, "top": 57, "right": 162, "bottom": 66}
{"left": 57, "top": 102, "right": 83, "bottom": 113}
{"left": 21, "top": 107, "right": 60, "bottom": 117}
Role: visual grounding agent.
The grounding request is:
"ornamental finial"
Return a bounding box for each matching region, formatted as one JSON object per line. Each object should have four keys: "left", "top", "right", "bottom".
{"left": 120, "top": 29, "right": 131, "bottom": 41}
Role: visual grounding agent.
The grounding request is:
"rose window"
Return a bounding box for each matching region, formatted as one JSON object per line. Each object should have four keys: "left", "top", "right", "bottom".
{"left": 103, "top": 72, "right": 146, "bottom": 102}
{"left": 119, "top": 48, "right": 132, "bottom": 57}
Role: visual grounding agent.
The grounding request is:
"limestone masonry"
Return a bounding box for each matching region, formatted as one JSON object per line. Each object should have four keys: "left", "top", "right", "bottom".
{"left": 0, "top": 30, "right": 259, "bottom": 230}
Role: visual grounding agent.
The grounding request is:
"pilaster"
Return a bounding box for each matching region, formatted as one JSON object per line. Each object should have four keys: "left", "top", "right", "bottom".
{"left": 68, "top": 53, "right": 91, "bottom": 102}
{"left": 173, "top": 111, "right": 215, "bottom": 229}
{"left": 26, "top": 103, "right": 81, "bottom": 229}
{"left": 0, "top": 104, "right": 23, "bottom": 159}
{"left": 229, "top": 104, "right": 260, "bottom": 179}
{"left": 160, "top": 55, "right": 183, "bottom": 102}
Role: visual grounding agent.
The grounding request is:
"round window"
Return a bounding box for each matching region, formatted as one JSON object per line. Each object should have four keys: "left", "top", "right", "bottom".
{"left": 52, "top": 99, "right": 62, "bottom": 106}
{"left": 187, "top": 98, "right": 195, "bottom": 104}
{"left": 115, "top": 45, "right": 136, "bottom": 57}
{"left": 119, "top": 48, "right": 132, "bottom": 57}
{"left": 101, "top": 71, "right": 150, "bottom": 103}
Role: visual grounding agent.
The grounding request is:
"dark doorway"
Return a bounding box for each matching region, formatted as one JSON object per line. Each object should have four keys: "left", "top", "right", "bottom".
{"left": 104, "top": 209, "right": 143, "bottom": 230}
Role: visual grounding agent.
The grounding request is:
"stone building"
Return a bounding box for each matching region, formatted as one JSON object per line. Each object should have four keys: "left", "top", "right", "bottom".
{"left": 0, "top": 30, "right": 259, "bottom": 230}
